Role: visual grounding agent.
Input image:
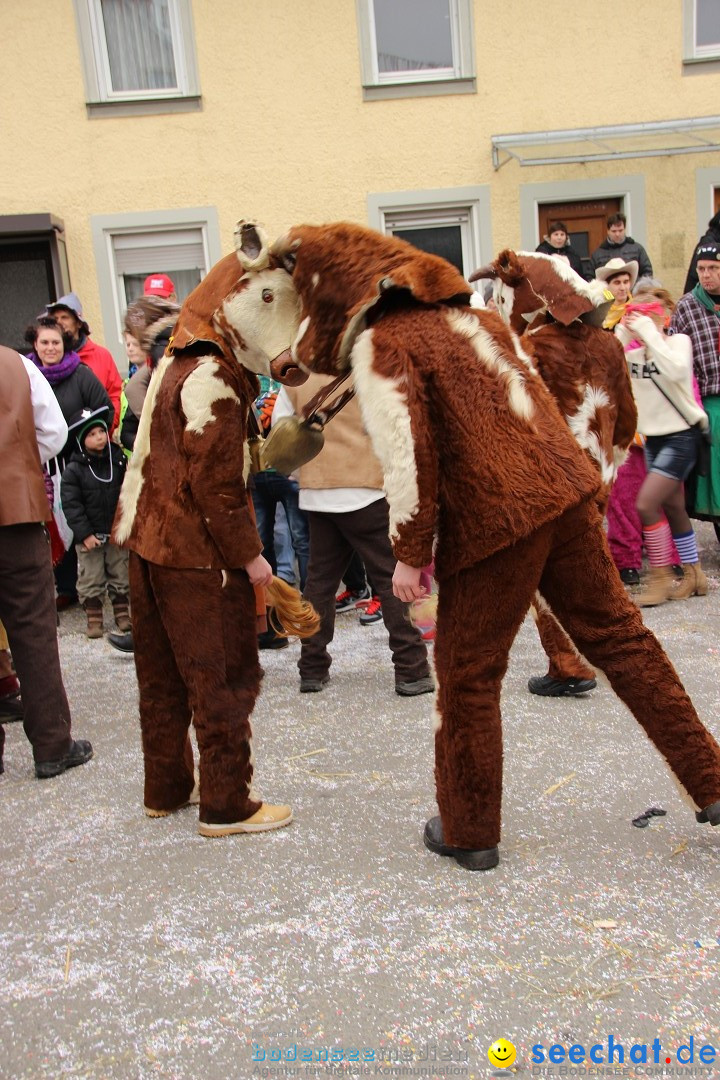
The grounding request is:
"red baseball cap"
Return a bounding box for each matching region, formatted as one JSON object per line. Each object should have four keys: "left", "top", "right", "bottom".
{"left": 143, "top": 273, "right": 175, "bottom": 298}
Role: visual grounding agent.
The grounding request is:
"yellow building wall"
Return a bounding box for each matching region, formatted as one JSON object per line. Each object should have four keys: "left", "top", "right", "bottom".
{"left": 1, "top": 0, "right": 719, "bottom": 344}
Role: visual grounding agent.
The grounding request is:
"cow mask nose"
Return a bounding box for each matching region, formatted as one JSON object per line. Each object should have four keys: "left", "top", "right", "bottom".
{"left": 271, "top": 348, "right": 309, "bottom": 386}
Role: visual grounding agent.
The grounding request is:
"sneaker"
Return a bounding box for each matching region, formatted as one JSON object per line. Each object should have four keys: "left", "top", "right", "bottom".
{"left": 336, "top": 584, "right": 371, "bottom": 613}
{"left": 395, "top": 675, "right": 435, "bottom": 697}
{"left": 528, "top": 674, "right": 597, "bottom": 697}
{"left": 619, "top": 568, "right": 640, "bottom": 586}
{"left": 198, "top": 802, "right": 293, "bottom": 837}
{"left": 300, "top": 675, "right": 329, "bottom": 693}
{"left": 358, "top": 596, "right": 382, "bottom": 625}
{"left": 35, "top": 738, "right": 93, "bottom": 779}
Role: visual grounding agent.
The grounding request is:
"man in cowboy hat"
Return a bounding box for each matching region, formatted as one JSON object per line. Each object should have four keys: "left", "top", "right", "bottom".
{"left": 591, "top": 212, "right": 652, "bottom": 279}
{"left": 595, "top": 257, "right": 639, "bottom": 330}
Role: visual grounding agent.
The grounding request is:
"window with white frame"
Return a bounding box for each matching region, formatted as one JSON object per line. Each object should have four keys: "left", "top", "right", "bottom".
{"left": 113, "top": 227, "right": 206, "bottom": 306}
{"left": 368, "top": 188, "right": 491, "bottom": 283}
{"left": 91, "top": 209, "right": 221, "bottom": 370}
{"left": 356, "top": 0, "right": 474, "bottom": 99}
{"left": 74, "top": 0, "right": 200, "bottom": 110}
{"left": 684, "top": 0, "right": 720, "bottom": 61}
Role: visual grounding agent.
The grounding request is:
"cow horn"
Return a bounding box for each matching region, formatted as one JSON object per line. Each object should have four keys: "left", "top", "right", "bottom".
{"left": 468, "top": 264, "right": 496, "bottom": 282}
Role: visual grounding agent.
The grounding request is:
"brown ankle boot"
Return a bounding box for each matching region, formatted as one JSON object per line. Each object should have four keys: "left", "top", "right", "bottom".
{"left": 636, "top": 566, "right": 674, "bottom": 607}
{"left": 84, "top": 598, "right": 104, "bottom": 639}
{"left": 671, "top": 562, "right": 708, "bottom": 600}
{"left": 111, "top": 594, "right": 132, "bottom": 631}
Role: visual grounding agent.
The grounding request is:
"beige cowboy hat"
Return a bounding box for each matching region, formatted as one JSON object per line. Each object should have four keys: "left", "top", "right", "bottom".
{"left": 595, "top": 257, "right": 639, "bottom": 289}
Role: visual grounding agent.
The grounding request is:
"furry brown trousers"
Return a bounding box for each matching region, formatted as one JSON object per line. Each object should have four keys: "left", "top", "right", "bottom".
{"left": 433, "top": 499, "right": 720, "bottom": 850}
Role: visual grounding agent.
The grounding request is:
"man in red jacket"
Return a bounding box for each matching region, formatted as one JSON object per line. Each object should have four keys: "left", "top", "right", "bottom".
{"left": 45, "top": 293, "right": 122, "bottom": 433}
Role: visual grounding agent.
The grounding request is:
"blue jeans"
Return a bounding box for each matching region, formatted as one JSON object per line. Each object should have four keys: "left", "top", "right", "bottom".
{"left": 251, "top": 472, "right": 309, "bottom": 589}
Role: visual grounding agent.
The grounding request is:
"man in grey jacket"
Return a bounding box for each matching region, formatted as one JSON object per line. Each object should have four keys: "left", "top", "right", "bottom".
{"left": 0, "top": 345, "right": 93, "bottom": 778}
{"left": 591, "top": 212, "right": 653, "bottom": 279}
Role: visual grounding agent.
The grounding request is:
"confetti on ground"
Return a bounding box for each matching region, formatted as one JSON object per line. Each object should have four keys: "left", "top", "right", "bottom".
{"left": 2, "top": 522, "right": 720, "bottom": 1079}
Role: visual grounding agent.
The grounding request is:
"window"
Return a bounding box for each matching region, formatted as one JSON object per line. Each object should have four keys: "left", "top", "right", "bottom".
{"left": 113, "top": 228, "right": 206, "bottom": 307}
{"left": 368, "top": 187, "right": 491, "bottom": 284}
{"left": 356, "top": 0, "right": 474, "bottom": 100}
{"left": 684, "top": 0, "right": 720, "bottom": 62}
{"left": 91, "top": 208, "right": 221, "bottom": 371}
{"left": 73, "top": 0, "right": 200, "bottom": 115}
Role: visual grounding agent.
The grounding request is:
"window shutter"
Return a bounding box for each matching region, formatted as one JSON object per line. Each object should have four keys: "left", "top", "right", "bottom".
{"left": 113, "top": 228, "right": 205, "bottom": 273}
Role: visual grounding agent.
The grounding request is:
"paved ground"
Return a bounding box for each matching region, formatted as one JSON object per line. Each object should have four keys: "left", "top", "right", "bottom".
{"left": 2, "top": 524, "right": 720, "bottom": 1080}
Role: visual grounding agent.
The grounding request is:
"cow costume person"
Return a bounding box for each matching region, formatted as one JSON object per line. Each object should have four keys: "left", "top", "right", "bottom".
{"left": 470, "top": 250, "right": 638, "bottom": 697}
{"left": 270, "top": 222, "right": 720, "bottom": 871}
{"left": 113, "top": 224, "right": 305, "bottom": 836}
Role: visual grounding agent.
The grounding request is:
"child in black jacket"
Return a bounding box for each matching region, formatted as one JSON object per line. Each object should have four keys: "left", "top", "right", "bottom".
{"left": 61, "top": 409, "right": 129, "bottom": 638}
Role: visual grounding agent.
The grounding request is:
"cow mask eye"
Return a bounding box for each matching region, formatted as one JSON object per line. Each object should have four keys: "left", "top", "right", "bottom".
{"left": 282, "top": 253, "right": 296, "bottom": 275}
{"left": 262, "top": 289, "right": 273, "bottom": 303}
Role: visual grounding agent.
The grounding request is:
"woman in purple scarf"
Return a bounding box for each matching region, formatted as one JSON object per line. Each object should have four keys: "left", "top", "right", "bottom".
{"left": 25, "top": 317, "right": 114, "bottom": 607}
{"left": 26, "top": 318, "right": 114, "bottom": 464}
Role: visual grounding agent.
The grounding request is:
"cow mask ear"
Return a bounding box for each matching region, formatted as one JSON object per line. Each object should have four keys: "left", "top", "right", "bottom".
{"left": 493, "top": 249, "right": 527, "bottom": 287}
{"left": 338, "top": 254, "right": 471, "bottom": 365}
{"left": 234, "top": 220, "right": 271, "bottom": 271}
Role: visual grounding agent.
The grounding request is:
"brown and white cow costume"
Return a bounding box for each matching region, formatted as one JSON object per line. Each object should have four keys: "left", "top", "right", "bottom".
{"left": 471, "top": 250, "right": 637, "bottom": 696}
{"left": 270, "top": 222, "right": 720, "bottom": 870}
{"left": 113, "top": 223, "right": 304, "bottom": 836}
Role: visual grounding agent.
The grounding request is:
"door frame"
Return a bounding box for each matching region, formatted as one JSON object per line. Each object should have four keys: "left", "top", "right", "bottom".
{"left": 695, "top": 166, "right": 720, "bottom": 234}
{"left": 519, "top": 175, "right": 648, "bottom": 252}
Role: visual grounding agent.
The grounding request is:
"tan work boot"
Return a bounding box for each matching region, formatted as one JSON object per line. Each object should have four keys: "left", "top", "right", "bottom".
{"left": 84, "top": 598, "right": 104, "bottom": 638}
{"left": 198, "top": 802, "right": 293, "bottom": 837}
{"left": 671, "top": 562, "right": 709, "bottom": 600}
{"left": 635, "top": 566, "right": 674, "bottom": 608}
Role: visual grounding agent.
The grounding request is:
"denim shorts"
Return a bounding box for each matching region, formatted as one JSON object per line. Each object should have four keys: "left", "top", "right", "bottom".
{"left": 644, "top": 428, "right": 700, "bottom": 482}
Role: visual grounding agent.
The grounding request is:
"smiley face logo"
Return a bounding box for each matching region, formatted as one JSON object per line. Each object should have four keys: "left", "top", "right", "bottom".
{"left": 488, "top": 1039, "right": 516, "bottom": 1069}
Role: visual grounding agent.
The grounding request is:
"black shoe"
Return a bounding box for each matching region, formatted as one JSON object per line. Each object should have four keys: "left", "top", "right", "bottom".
{"left": 696, "top": 800, "right": 720, "bottom": 825}
{"left": 423, "top": 816, "right": 499, "bottom": 871}
{"left": 0, "top": 691, "right": 23, "bottom": 723}
{"left": 258, "top": 629, "right": 289, "bottom": 650}
{"left": 619, "top": 568, "right": 640, "bottom": 586}
{"left": 108, "top": 631, "right": 134, "bottom": 654}
{"left": 55, "top": 594, "right": 79, "bottom": 611}
{"left": 35, "top": 739, "right": 93, "bottom": 779}
{"left": 335, "top": 584, "right": 371, "bottom": 613}
{"left": 300, "top": 676, "right": 329, "bottom": 693}
{"left": 528, "top": 674, "right": 597, "bottom": 697}
{"left": 395, "top": 676, "right": 435, "bottom": 697}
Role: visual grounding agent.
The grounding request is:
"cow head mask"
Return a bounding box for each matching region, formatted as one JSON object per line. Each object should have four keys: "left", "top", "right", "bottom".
{"left": 271, "top": 222, "right": 472, "bottom": 375}
{"left": 168, "top": 221, "right": 306, "bottom": 385}
{"left": 470, "top": 250, "right": 609, "bottom": 333}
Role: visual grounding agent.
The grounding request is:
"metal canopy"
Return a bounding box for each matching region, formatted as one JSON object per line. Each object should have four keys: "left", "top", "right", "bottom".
{"left": 491, "top": 116, "right": 720, "bottom": 169}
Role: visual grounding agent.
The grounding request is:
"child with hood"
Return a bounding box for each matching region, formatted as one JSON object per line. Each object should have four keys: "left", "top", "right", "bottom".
{"left": 60, "top": 408, "right": 129, "bottom": 638}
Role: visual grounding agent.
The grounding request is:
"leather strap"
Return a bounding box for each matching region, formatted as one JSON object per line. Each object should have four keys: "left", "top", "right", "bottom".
{"left": 301, "top": 371, "right": 355, "bottom": 429}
